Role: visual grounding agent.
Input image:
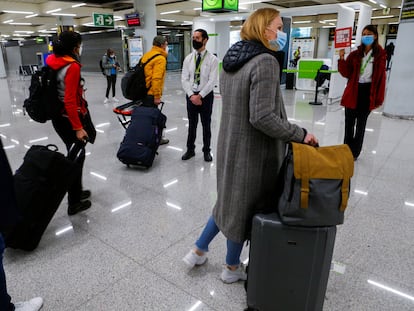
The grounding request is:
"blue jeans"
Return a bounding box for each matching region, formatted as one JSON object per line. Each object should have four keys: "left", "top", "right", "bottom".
{"left": 195, "top": 215, "right": 244, "bottom": 266}
{"left": 0, "top": 234, "right": 14, "bottom": 311}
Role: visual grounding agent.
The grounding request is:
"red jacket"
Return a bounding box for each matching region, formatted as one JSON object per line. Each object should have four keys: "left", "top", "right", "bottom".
{"left": 338, "top": 45, "right": 386, "bottom": 111}
{"left": 46, "top": 54, "right": 87, "bottom": 130}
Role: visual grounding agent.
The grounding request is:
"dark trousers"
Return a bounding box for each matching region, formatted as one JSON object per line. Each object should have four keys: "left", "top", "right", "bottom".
{"left": 186, "top": 91, "right": 214, "bottom": 153}
{"left": 344, "top": 83, "right": 371, "bottom": 158}
{"left": 52, "top": 115, "right": 85, "bottom": 205}
{"left": 0, "top": 234, "right": 14, "bottom": 311}
{"left": 105, "top": 74, "right": 117, "bottom": 98}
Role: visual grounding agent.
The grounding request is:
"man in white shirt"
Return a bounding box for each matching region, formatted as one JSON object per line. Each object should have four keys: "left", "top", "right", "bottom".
{"left": 181, "top": 29, "right": 218, "bottom": 162}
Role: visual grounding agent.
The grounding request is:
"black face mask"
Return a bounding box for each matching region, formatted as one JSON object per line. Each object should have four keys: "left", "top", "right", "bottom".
{"left": 192, "top": 40, "right": 203, "bottom": 50}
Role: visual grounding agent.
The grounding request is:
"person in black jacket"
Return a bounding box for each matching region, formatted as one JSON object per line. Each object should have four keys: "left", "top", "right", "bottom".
{"left": 0, "top": 139, "right": 43, "bottom": 311}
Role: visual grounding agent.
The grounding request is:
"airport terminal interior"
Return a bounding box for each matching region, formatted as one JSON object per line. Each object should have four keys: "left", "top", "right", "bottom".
{"left": 1, "top": 0, "right": 414, "bottom": 310}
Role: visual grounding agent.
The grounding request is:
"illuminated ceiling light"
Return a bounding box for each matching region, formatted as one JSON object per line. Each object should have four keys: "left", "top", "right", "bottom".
{"left": 242, "top": 0, "right": 264, "bottom": 4}
{"left": 193, "top": 7, "right": 202, "bottom": 11}
{"left": 3, "top": 20, "right": 14, "bottom": 24}
{"left": 293, "top": 20, "right": 312, "bottom": 24}
{"left": 371, "top": 15, "right": 394, "bottom": 19}
{"left": 369, "top": 0, "right": 377, "bottom": 3}
{"left": 14, "top": 30, "right": 34, "bottom": 33}
{"left": 51, "top": 13, "right": 77, "bottom": 16}
{"left": 160, "top": 19, "right": 175, "bottom": 22}
{"left": 160, "top": 10, "right": 180, "bottom": 15}
{"left": 404, "top": 201, "right": 414, "bottom": 207}
{"left": 380, "top": 4, "right": 387, "bottom": 8}
{"left": 10, "top": 22, "right": 32, "bottom": 25}
{"left": 46, "top": 8, "right": 62, "bottom": 14}
{"left": 72, "top": 3, "right": 86, "bottom": 8}
{"left": 3, "top": 10, "right": 34, "bottom": 14}
{"left": 25, "top": 14, "right": 39, "bottom": 18}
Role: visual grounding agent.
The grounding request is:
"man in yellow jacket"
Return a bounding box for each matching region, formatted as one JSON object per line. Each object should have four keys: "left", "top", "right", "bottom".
{"left": 141, "top": 35, "right": 169, "bottom": 144}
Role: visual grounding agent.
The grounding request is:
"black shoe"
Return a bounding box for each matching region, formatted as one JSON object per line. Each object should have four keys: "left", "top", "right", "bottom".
{"left": 160, "top": 138, "right": 169, "bottom": 145}
{"left": 182, "top": 150, "right": 195, "bottom": 160}
{"left": 68, "top": 200, "right": 91, "bottom": 216}
{"left": 80, "top": 190, "right": 91, "bottom": 201}
{"left": 204, "top": 152, "right": 213, "bottom": 162}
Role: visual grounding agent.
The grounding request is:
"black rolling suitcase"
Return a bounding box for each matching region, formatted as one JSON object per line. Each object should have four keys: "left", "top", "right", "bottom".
{"left": 246, "top": 213, "right": 336, "bottom": 311}
{"left": 117, "top": 106, "right": 166, "bottom": 168}
{"left": 5, "top": 143, "right": 83, "bottom": 251}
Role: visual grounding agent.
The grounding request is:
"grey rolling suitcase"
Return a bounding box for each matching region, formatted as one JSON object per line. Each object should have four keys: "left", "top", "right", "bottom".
{"left": 246, "top": 213, "right": 336, "bottom": 311}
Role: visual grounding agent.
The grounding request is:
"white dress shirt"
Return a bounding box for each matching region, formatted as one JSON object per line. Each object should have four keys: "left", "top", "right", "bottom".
{"left": 181, "top": 50, "right": 219, "bottom": 98}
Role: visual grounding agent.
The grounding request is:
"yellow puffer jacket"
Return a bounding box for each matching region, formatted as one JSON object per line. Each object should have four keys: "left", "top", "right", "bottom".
{"left": 141, "top": 46, "right": 167, "bottom": 100}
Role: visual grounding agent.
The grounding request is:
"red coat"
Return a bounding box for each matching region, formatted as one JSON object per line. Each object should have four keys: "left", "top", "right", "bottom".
{"left": 46, "top": 54, "right": 87, "bottom": 130}
{"left": 338, "top": 45, "right": 386, "bottom": 111}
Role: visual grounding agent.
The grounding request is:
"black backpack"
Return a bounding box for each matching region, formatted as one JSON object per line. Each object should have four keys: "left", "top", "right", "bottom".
{"left": 24, "top": 65, "right": 67, "bottom": 123}
{"left": 99, "top": 58, "right": 105, "bottom": 76}
{"left": 121, "top": 54, "right": 162, "bottom": 101}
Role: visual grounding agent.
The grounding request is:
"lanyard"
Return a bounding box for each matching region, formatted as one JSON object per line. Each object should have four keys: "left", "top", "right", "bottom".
{"left": 194, "top": 51, "right": 207, "bottom": 74}
{"left": 360, "top": 52, "right": 373, "bottom": 75}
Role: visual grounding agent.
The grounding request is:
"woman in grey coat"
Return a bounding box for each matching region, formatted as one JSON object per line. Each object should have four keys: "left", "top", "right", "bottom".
{"left": 183, "top": 8, "right": 318, "bottom": 284}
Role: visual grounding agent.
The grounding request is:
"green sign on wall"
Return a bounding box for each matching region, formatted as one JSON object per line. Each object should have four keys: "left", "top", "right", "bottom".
{"left": 93, "top": 13, "right": 114, "bottom": 28}
{"left": 202, "top": 0, "right": 238, "bottom": 12}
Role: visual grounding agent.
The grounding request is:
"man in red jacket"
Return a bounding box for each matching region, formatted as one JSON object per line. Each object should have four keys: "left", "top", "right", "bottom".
{"left": 338, "top": 24, "right": 386, "bottom": 160}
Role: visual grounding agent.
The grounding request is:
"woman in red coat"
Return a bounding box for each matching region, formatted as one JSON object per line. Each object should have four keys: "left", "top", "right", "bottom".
{"left": 47, "top": 31, "right": 95, "bottom": 215}
{"left": 338, "top": 24, "right": 386, "bottom": 160}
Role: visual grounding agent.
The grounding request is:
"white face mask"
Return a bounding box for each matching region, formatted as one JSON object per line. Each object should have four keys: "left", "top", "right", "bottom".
{"left": 78, "top": 45, "right": 83, "bottom": 56}
{"left": 110, "top": 54, "right": 115, "bottom": 58}
{"left": 165, "top": 46, "right": 169, "bottom": 54}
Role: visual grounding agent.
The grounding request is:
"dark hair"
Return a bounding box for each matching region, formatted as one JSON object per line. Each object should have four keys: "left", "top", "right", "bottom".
{"left": 52, "top": 31, "right": 82, "bottom": 57}
{"left": 194, "top": 29, "right": 209, "bottom": 40}
{"left": 361, "top": 24, "right": 380, "bottom": 55}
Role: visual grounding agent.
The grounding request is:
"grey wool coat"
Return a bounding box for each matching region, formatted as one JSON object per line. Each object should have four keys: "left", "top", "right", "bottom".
{"left": 212, "top": 40, "right": 306, "bottom": 243}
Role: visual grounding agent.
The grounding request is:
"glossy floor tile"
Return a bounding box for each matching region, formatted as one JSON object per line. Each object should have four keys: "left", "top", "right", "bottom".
{"left": 2, "top": 70, "right": 414, "bottom": 310}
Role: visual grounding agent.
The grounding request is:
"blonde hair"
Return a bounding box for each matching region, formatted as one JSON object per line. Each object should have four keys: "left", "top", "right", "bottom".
{"left": 240, "top": 8, "right": 280, "bottom": 50}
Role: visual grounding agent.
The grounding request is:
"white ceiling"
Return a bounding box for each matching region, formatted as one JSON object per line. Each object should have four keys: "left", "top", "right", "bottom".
{"left": 0, "top": 0, "right": 403, "bottom": 40}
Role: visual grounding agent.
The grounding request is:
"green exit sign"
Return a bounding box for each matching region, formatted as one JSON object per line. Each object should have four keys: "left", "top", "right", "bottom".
{"left": 93, "top": 13, "right": 114, "bottom": 28}
{"left": 202, "top": 0, "right": 238, "bottom": 12}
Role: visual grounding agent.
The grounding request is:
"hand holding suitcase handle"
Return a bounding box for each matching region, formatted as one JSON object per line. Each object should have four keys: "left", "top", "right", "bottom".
{"left": 68, "top": 138, "right": 88, "bottom": 162}
{"left": 75, "top": 128, "right": 88, "bottom": 143}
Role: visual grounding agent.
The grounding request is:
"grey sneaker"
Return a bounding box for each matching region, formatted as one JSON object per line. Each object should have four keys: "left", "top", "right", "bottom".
{"left": 183, "top": 250, "right": 207, "bottom": 268}
{"left": 14, "top": 297, "right": 43, "bottom": 311}
{"left": 221, "top": 264, "right": 247, "bottom": 284}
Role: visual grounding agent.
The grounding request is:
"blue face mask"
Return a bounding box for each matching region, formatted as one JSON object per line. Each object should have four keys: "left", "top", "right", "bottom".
{"left": 361, "top": 35, "right": 374, "bottom": 46}
{"left": 269, "top": 30, "right": 287, "bottom": 51}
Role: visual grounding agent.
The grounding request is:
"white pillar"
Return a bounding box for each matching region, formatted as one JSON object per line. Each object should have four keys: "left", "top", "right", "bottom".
{"left": 383, "top": 22, "right": 414, "bottom": 118}
{"left": 329, "top": 5, "right": 355, "bottom": 100}
{"left": 317, "top": 28, "right": 330, "bottom": 59}
{"left": 0, "top": 47, "right": 6, "bottom": 78}
{"left": 215, "top": 22, "right": 230, "bottom": 60}
{"left": 355, "top": 4, "right": 372, "bottom": 45}
{"left": 133, "top": 0, "right": 156, "bottom": 52}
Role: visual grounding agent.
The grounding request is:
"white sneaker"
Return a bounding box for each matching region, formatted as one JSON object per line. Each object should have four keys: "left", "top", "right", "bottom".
{"left": 14, "top": 297, "right": 43, "bottom": 311}
{"left": 103, "top": 98, "right": 109, "bottom": 104}
{"left": 221, "top": 264, "right": 247, "bottom": 284}
{"left": 112, "top": 97, "right": 119, "bottom": 102}
{"left": 183, "top": 250, "right": 207, "bottom": 268}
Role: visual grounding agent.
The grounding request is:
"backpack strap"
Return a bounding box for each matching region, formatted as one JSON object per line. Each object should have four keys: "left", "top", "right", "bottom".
{"left": 138, "top": 53, "right": 163, "bottom": 68}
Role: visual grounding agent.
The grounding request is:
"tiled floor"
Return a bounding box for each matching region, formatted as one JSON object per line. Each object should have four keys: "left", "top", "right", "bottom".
{"left": 1, "top": 70, "right": 414, "bottom": 311}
